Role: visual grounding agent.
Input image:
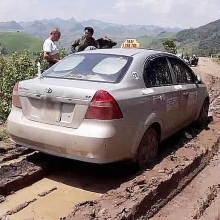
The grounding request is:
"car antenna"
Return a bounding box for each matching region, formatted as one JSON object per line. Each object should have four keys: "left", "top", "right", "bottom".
{"left": 37, "top": 62, "right": 43, "bottom": 79}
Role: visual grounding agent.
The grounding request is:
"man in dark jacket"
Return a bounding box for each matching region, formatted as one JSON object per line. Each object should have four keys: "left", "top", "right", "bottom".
{"left": 71, "top": 27, "right": 97, "bottom": 53}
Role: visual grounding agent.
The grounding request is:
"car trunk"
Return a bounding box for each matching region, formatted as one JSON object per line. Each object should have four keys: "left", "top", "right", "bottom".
{"left": 18, "top": 78, "right": 103, "bottom": 128}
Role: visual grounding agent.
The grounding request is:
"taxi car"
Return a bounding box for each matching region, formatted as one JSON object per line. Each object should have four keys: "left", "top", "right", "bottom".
{"left": 7, "top": 48, "right": 209, "bottom": 169}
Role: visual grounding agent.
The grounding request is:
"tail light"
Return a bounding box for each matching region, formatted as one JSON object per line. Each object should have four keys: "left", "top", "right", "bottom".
{"left": 12, "top": 82, "right": 22, "bottom": 108}
{"left": 85, "top": 90, "right": 123, "bottom": 120}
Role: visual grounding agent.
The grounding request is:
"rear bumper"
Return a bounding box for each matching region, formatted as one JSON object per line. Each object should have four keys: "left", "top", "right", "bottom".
{"left": 7, "top": 108, "right": 133, "bottom": 163}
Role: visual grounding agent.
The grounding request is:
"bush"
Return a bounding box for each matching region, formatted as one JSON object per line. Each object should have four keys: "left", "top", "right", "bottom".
{"left": 163, "top": 39, "right": 177, "bottom": 54}
{"left": 0, "top": 51, "right": 38, "bottom": 121}
{"left": 0, "top": 49, "right": 69, "bottom": 122}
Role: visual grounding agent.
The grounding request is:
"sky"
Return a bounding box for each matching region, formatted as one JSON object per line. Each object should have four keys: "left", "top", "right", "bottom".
{"left": 1, "top": 0, "right": 220, "bottom": 28}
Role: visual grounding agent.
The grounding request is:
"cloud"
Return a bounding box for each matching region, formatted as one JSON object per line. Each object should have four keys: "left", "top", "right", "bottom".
{"left": 0, "top": 0, "right": 39, "bottom": 21}
{"left": 0, "top": 0, "right": 220, "bottom": 29}
{"left": 114, "top": 0, "right": 220, "bottom": 28}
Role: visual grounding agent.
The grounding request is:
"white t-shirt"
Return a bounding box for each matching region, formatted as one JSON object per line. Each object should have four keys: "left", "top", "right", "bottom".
{"left": 43, "top": 38, "right": 59, "bottom": 56}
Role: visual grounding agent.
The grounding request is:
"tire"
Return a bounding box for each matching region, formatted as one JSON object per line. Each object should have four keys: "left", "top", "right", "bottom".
{"left": 136, "top": 127, "right": 159, "bottom": 170}
{"left": 197, "top": 99, "right": 209, "bottom": 127}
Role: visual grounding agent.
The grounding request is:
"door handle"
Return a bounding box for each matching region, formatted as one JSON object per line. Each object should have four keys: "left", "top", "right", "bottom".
{"left": 183, "top": 92, "right": 189, "bottom": 96}
{"left": 153, "top": 95, "right": 163, "bottom": 101}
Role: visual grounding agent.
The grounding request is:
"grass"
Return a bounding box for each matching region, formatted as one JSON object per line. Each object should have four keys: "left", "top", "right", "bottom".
{"left": 0, "top": 32, "right": 43, "bottom": 54}
{"left": 137, "top": 35, "right": 155, "bottom": 48}
{"left": 0, "top": 122, "right": 9, "bottom": 142}
{"left": 157, "top": 32, "right": 176, "bottom": 39}
{"left": 0, "top": 129, "right": 9, "bottom": 141}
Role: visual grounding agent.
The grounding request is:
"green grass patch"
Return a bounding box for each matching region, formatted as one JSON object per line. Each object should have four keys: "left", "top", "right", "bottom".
{"left": 0, "top": 32, "right": 43, "bottom": 54}
{"left": 0, "top": 129, "right": 9, "bottom": 141}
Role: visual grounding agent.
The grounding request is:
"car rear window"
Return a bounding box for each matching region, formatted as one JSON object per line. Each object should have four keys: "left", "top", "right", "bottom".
{"left": 43, "top": 53, "right": 133, "bottom": 83}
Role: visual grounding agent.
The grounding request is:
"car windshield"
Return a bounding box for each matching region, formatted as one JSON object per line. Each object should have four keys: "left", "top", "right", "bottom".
{"left": 43, "top": 53, "right": 133, "bottom": 83}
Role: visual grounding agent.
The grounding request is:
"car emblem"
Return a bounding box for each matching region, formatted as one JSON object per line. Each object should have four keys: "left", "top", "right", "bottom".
{"left": 45, "top": 88, "right": 53, "bottom": 94}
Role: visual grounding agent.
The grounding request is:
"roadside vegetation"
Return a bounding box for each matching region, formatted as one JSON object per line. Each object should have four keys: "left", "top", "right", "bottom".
{"left": 0, "top": 49, "right": 68, "bottom": 123}
{"left": 0, "top": 128, "right": 9, "bottom": 141}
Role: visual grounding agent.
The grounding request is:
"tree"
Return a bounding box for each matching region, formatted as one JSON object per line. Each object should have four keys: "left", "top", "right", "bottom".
{"left": 163, "top": 39, "right": 177, "bottom": 54}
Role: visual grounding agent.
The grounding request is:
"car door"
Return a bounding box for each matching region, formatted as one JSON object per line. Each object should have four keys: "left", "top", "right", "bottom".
{"left": 142, "top": 56, "right": 177, "bottom": 139}
{"left": 167, "top": 56, "right": 198, "bottom": 127}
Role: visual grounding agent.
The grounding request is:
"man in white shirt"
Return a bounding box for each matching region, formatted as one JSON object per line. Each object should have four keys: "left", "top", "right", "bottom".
{"left": 43, "top": 28, "right": 61, "bottom": 68}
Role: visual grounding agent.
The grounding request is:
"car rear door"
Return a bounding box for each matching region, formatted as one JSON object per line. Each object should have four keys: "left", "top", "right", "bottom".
{"left": 167, "top": 57, "right": 199, "bottom": 127}
{"left": 142, "top": 56, "right": 178, "bottom": 139}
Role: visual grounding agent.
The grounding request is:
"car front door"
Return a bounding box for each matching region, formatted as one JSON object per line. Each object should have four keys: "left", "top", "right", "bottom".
{"left": 167, "top": 57, "right": 199, "bottom": 127}
{"left": 143, "top": 56, "right": 178, "bottom": 139}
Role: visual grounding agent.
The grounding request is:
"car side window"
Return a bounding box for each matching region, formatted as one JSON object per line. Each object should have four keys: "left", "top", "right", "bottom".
{"left": 168, "top": 57, "right": 196, "bottom": 84}
{"left": 143, "top": 57, "right": 172, "bottom": 87}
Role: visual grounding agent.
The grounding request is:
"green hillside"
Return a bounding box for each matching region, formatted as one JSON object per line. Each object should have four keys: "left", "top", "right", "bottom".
{"left": 137, "top": 32, "right": 176, "bottom": 49}
{"left": 137, "top": 35, "right": 155, "bottom": 48}
{"left": 0, "top": 32, "right": 43, "bottom": 54}
{"left": 176, "top": 19, "right": 220, "bottom": 55}
{"left": 156, "top": 31, "right": 176, "bottom": 39}
{"left": 135, "top": 19, "right": 220, "bottom": 56}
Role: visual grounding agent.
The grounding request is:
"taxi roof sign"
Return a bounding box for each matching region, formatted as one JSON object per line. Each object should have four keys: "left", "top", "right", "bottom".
{"left": 121, "top": 39, "right": 141, "bottom": 49}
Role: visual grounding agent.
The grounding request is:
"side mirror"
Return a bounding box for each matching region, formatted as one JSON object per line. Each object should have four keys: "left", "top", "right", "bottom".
{"left": 196, "top": 75, "right": 202, "bottom": 84}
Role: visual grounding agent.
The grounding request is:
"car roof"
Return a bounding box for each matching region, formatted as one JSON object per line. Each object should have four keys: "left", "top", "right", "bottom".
{"left": 77, "top": 48, "right": 163, "bottom": 57}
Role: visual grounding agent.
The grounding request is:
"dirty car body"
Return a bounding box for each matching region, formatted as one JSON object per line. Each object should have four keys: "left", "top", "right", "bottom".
{"left": 7, "top": 49, "right": 209, "bottom": 164}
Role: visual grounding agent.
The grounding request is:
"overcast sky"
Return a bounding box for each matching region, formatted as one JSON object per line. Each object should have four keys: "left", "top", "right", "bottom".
{"left": 1, "top": 0, "right": 220, "bottom": 28}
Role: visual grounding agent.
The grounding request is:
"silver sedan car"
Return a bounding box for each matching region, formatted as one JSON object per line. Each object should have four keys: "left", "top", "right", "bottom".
{"left": 7, "top": 49, "right": 209, "bottom": 169}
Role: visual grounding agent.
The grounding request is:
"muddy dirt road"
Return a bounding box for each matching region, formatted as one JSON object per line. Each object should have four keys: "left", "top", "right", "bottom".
{"left": 64, "top": 58, "right": 220, "bottom": 220}
{"left": 0, "top": 57, "right": 220, "bottom": 220}
{"left": 0, "top": 150, "right": 138, "bottom": 220}
{"left": 151, "top": 58, "right": 220, "bottom": 220}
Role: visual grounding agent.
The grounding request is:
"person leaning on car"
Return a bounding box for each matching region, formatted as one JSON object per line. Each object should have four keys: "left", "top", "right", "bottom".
{"left": 71, "top": 27, "right": 98, "bottom": 53}
{"left": 43, "top": 28, "right": 61, "bottom": 68}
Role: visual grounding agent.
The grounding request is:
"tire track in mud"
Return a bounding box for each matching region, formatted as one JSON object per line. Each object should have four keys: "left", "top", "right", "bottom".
{"left": 151, "top": 144, "right": 220, "bottom": 220}
{"left": 0, "top": 153, "right": 54, "bottom": 197}
{"left": 0, "top": 149, "right": 138, "bottom": 219}
{"left": 192, "top": 184, "right": 220, "bottom": 219}
{"left": 0, "top": 146, "right": 34, "bottom": 165}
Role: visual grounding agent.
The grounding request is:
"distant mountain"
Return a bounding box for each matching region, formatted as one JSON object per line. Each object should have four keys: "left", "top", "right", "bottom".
{"left": 0, "top": 20, "right": 23, "bottom": 31}
{"left": 135, "top": 19, "right": 220, "bottom": 56}
{"left": 0, "top": 17, "right": 219, "bottom": 56}
{"left": 175, "top": 19, "right": 220, "bottom": 55}
{"left": 11, "top": 17, "right": 181, "bottom": 50}
{"left": 137, "top": 31, "right": 176, "bottom": 50}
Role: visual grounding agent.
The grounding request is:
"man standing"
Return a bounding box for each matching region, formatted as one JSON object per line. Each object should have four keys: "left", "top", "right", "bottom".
{"left": 71, "top": 27, "right": 97, "bottom": 53}
{"left": 43, "top": 28, "right": 61, "bottom": 68}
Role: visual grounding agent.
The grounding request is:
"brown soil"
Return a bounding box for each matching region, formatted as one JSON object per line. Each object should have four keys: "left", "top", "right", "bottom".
{"left": 1, "top": 57, "right": 220, "bottom": 220}
{"left": 0, "top": 153, "right": 52, "bottom": 197}
{"left": 64, "top": 58, "right": 220, "bottom": 220}
{"left": 150, "top": 58, "right": 220, "bottom": 220}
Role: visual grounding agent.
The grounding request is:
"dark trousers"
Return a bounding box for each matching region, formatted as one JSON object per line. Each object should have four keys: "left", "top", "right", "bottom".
{"left": 47, "top": 61, "right": 56, "bottom": 69}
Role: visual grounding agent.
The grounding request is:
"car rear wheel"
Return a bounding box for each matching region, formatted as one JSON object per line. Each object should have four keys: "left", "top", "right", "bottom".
{"left": 197, "top": 99, "right": 209, "bottom": 127}
{"left": 136, "top": 127, "right": 159, "bottom": 170}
